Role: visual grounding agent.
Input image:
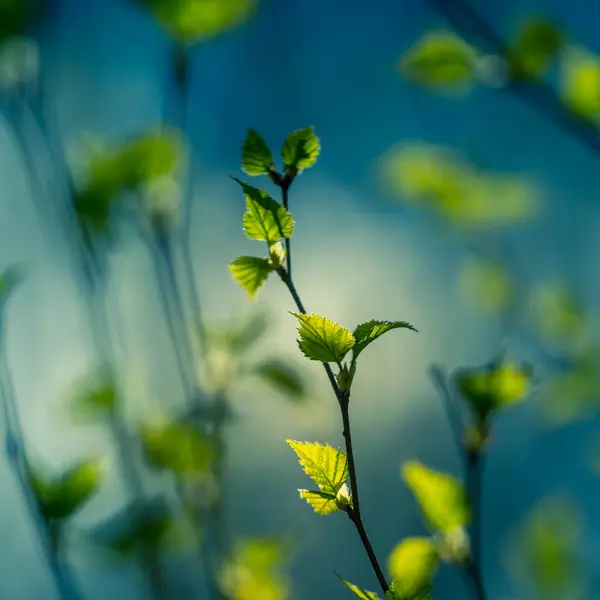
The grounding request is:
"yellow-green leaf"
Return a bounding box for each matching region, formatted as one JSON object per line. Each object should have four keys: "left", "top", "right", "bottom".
{"left": 242, "top": 128, "right": 275, "bottom": 176}
{"left": 508, "top": 18, "right": 563, "bottom": 80}
{"left": 281, "top": 126, "right": 320, "bottom": 172}
{"left": 70, "top": 374, "right": 118, "bottom": 422}
{"left": 233, "top": 178, "right": 293, "bottom": 243}
{"left": 561, "top": 46, "right": 600, "bottom": 120}
{"left": 399, "top": 31, "right": 478, "bottom": 88}
{"left": 336, "top": 572, "right": 381, "bottom": 599}
{"left": 298, "top": 489, "right": 339, "bottom": 515}
{"left": 388, "top": 537, "right": 439, "bottom": 599}
{"left": 286, "top": 440, "right": 348, "bottom": 497}
{"left": 134, "top": 0, "right": 257, "bottom": 44}
{"left": 290, "top": 312, "right": 354, "bottom": 364}
{"left": 352, "top": 320, "right": 417, "bottom": 360}
{"left": 229, "top": 256, "right": 273, "bottom": 298}
{"left": 402, "top": 461, "right": 470, "bottom": 533}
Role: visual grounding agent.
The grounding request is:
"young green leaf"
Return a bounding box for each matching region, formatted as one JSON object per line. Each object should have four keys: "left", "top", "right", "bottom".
{"left": 299, "top": 489, "right": 339, "bottom": 515}
{"left": 508, "top": 18, "right": 563, "bottom": 80}
{"left": 457, "top": 358, "right": 531, "bottom": 420}
{"left": 388, "top": 537, "right": 439, "bottom": 598}
{"left": 336, "top": 572, "right": 381, "bottom": 599}
{"left": 290, "top": 312, "right": 355, "bottom": 364}
{"left": 229, "top": 256, "right": 273, "bottom": 298}
{"left": 242, "top": 129, "right": 275, "bottom": 176}
{"left": 252, "top": 359, "right": 306, "bottom": 401}
{"left": 561, "top": 47, "right": 600, "bottom": 120}
{"left": 233, "top": 178, "right": 294, "bottom": 243}
{"left": 399, "top": 31, "right": 478, "bottom": 88}
{"left": 352, "top": 320, "right": 417, "bottom": 360}
{"left": 287, "top": 440, "right": 349, "bottom": 500}
{"left": 402, "top": 461, "right": 470, "bottom": 533}
{"left": 281, "top": 126, "right": 320, "bottom": 172}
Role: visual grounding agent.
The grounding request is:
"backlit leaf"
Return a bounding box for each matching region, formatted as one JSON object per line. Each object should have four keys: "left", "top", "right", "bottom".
{"left": 336, "top": 573, "right": 380, "bottom": 599}
{"left": 242, "top": 129, "right": 275, "bottom": 176}
{"left": 230, "top": 256, "right": 272, "bottom": 298}
{"left": 281, "top": 126, "right": 320, "bottom": 172}
{"left": 352, "top": 320, "right": 417, "bottom": 360}
{"left": 298, "top": 489, "right": 338, "bottom": 515}
{"left": 388, "top": 537, "right": 439, "bottom": 599}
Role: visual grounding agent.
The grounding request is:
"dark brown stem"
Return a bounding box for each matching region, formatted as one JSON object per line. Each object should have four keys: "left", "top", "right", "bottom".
{"left": 276, "top": 267, "right": 389, "bottom": 594}
{"left": 465, "top": 450, "right": 487, "bottom": 600}
{"left": 281, "top": 180, "right": 293, "bottom": 279}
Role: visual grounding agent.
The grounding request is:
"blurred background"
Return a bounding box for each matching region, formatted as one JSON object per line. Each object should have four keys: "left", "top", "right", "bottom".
{"left": 0, "top": 0, "right": 599, "bottom": 598}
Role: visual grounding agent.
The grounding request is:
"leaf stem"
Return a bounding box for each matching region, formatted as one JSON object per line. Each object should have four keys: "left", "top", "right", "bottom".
{"left": 276, "top": 266, "right": 389, "bottom": 594}
{"left": 281, "top": 180, "right": 293, "bottom": 279}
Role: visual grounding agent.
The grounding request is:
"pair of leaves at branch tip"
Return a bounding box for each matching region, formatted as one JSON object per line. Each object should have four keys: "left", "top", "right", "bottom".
{"left": 252, "top": 359, "right": 306, "bottom": 402}
{"left": 28, "top": 457, "right": 106, "bottom": 522}
{"left": 457, "top": 359, "right": 531, "bottom": 420}
{"left": 140, "top": 418, "right": 215, "bottom": 476}
{"left": 281, "top": 126, "right": 320, "bottom": 172}
{"left": 291, "top": 313, "right": 417, "bottom": 364}
{"left": 233, "top": 178, "right": 294, "bottom": 243}
{"left": 508, "top": 17, "right": 563, "bottom": 80}
{"left": 388, "top": 537, "right": 439, "bottom": 599}
{"left": 402, "top": 461, "right": 470, "bottom": 533}
{"left": 286, "top": 440, "right": 349, "bottom": 515}
{"left": 399, "top": 31, "right": 479, "bottom": 89}
{"left": 133, "top": 0, "right": 257, "bottom": 44}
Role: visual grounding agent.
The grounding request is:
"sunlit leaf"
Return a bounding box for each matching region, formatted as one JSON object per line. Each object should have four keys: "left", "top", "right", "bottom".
{"left": 29, "top": 457, "right": 106, "bottom": 521}
{"left": 336, "top": 572, "right": 380, "bottom": 599}
{"left": 233, "top": 178, "right": 293, "bottom": 243}
{"left": 242, "top": 129, "right": 275, "bottom": 176}
{"left": 286, "top": 440, "right": 349, "bottom": 502}
{"left": 134, "top": 0, "right": 257, "bottom": 44}
{"left": 219, "top": 537, "right": 290, "bottom": 600}
{"left": 561, "top": 46, "right": 600, "bottom": 120}
{"left": 399, "top": 31, "right": 478, "bottom": 89}
{"left": 402, "top": 461, "right": 470, "bottom": 533}
{"left": 252, "top": 359, "right": 306, "bottom": 401}
{"left": 457, "top": 358, "right": 531, "bottom": 420}
{"left": 388, "top": 537, "right": 438, "bottom": 599}
{"left": 352, "top": 320, "right": 417, "bottom": 360}
{"left": 290, "top": 312, "right": 354, "bottom": 364}
{"left": 508, "top": 18, "right": 563, "bottom": 80}
{"left": 281, "top": 126, "right": 320, "bottom": 172}
{"left": 140, "top": 418, "right": 215, "bottom": 475}
{"left": 298, "top": 489, "right": 338, "bottom": 515}
{"left": 229, "top": 256, "right": 273, "bottom": 298}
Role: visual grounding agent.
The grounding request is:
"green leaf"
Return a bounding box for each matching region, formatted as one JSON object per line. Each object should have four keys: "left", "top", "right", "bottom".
{"left": 281, "top": 126, "right": 320, "bottom": 172}
{"left": 457, "top": 358, "right": 531, "bottom": 420}
{"left": 508, "top": 18, "right": 563, "bottom": 80}
{"left": 290, "top": 312, "right": 354, "bottom": 364}
{"left": 229, "top": 256, "right": 273, "bottom": 298}
{"left": 286, "top": 440, "right": 349, "bottom": 502}
{"left": 252, "top": 359, "right": 306, "bottom": 401}
{"left": 242, "top": 129, "right": 275, "bottom": 176}
{"left": 133, "top": 0, "right": 257, "bottom": 44}
{"left": 352, "top": 320, "right": 417, "bottom": 360}
{"left": 29, "top": 457, "right": 106, "bottom": 521}
{"left": 561, "top": 46, "right": 600, "bottom": 120}
{"left": 402, "top": 461, "right": 470, "bottom": 533}
{"left": 70, "top": 374, "right": 118, "bottom": 422}
{"left": 336, "top": 572, "right": 381, "bottom": 599}
{"left": 388, "top": 537, "right": 438, "bottom": 598}
{"left": 140, "top": 418, "right": 215, "bottom": 475}
{"left": 233, "top": 178, "right": 294, "bottom": 243}
{"left": 399, "top": 31, "right": 478, "bottom": 88}
{"left": 298, "top": 489, "right": 338, "bottom": 515}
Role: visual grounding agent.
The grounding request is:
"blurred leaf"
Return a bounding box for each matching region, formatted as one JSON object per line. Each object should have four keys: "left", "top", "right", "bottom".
{"left": 281, "top": 126, "right": 320, "bottom": 172}
{"left": 242, "top": 129, "right": 275, "bottom": 176}
{"left": 561, "top": 46, "right": 600, "bottom": 120}
{"left": 290, "top": 312, "right": 354, "bottom": 364}
{"left": 90, "top": 497, "right": 175, "bottom": 556}
{"left": 336, "top": 573, "right": 380, "bottom": 599}
{"left": 402, "top": 461, "right": 470, "bottom": 533}
{"left": 508, "top": 18, "right": 563, "bottom": 80}
{"left": 388, "top": 537, "right": 438, "bottom": 599}
{"left": 233, "top": 179, "right": 294, "bottom": 243}
{"left": 504, "top": 496, "right": 583, "bottom": 600}
{"left": 460, "top": 258, "right": 515, "bottom": 315}
{"left": 252, "top": 359, "right": 306, "bottom": 401}
{"left": 352, "top": 320, "right": 417, "bottom": 361}
{"left": 0, "top": 264, "right": 23, "bottom": 310}
{"left": 399, "top": 31, "right": 478, "bottom": 89}
{"left": 380, "top": 143, "right": 538, "bottom": 229}
{"left": 286, "top": 440, "right": 349, "bottom": 506}
{"left": 134, "top": 0, "right": 257, "bottom": 44}
{"left": 457, "top": 358, "right": 531, "bottom": 420}
{"left": 70, "top": 374, "right": 118, "bottom": 422}
{"left": 29, "top": 457, "right": 106, "bottom": 521}
{"left": 219, "top": 537, "right": 290, "bottom": 600}
{"left": 0, "top": 0, "right": 41, "bottom": 42}
{"left": 229, "top": 256, "right": 273, "bottom": 298}
{"left": 140, "top": 418, "right": 215, "bottom": 475}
